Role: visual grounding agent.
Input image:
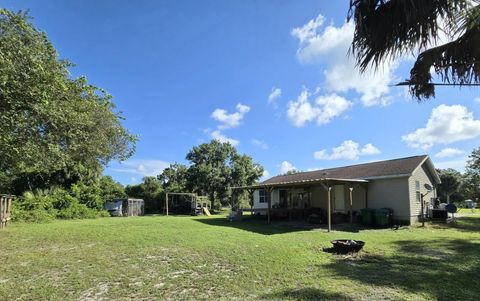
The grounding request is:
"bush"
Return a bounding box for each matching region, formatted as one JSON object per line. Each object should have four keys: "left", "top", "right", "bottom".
{"left": 12, "top": 202, "right": 57, "bottom": 223}
{"left": 12, "top": 186, "right": 111, "bottom": 222}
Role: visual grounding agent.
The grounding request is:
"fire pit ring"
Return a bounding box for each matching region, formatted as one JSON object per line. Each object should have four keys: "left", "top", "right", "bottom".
{"left": 330, "top": 239, "right": 365, "bottom": 254}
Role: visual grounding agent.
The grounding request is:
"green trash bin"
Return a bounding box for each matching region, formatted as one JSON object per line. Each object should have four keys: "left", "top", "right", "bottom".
{"left": 374, "top": 208, "right": 393, "bottom": 227}
{"left": 361, "top": 208, "right": 375, "bottom": 226}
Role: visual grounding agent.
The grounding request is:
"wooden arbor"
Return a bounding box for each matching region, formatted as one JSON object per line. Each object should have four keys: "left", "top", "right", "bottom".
{"left": 0, "top": 194, "right": 14, "bottom": 229}
{"left": 164, "top": 192, "right": 209, "bottom": 216}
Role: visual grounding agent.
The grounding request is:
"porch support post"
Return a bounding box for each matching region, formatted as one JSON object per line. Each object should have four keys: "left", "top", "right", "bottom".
{"left": 327, "top": 186, "right": 332, "bottom": 232}
{"left": 349, "top": 187, "right": 354, "bottom": 224}
{"left": 363, "top": 183, "right": 369, "bottom": 208}
{"left": 288, "top": 188, "right": 292, "bottom": 221}
{"left": 266, "top": 186, "right": 273, "bottom": 224}
{"left": 247, "top": 189, "right": 254, "bottom": 211}
{"left": 165, "top": 192, "right": 169, "bottom": 216}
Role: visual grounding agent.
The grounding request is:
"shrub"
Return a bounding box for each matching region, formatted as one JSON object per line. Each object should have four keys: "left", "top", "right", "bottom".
{"left": 12, "top": 186, "right": 111, "bottom": 222}
{"left": 11, "top": 191, "right": 58, "bottom": 223}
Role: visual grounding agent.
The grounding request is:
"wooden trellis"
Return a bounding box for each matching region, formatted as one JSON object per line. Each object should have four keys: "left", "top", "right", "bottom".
{"left": 0, "top": 194, "right": 14, "bottom": 229}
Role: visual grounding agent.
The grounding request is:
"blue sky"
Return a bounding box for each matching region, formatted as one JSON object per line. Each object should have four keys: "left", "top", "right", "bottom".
{"left": 4, "top": 1, "right": 480, "bottom": 185}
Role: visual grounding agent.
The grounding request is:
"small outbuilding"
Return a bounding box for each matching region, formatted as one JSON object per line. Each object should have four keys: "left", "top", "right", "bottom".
{"left": 464, "top": 199, "right": 477, "bottom": 209}
{"left": 105, "top": 198, "right": 145, "bottom": 217}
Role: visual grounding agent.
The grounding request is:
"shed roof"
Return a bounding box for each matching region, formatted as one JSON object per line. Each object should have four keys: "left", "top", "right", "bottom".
{"left": 261, "top": 155, "right": 435, "bottom": 186}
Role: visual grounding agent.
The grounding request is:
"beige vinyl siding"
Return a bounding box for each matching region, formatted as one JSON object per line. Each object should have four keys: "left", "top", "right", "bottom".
{"left": 408, "top": 163, "right": 437, "bottom": 224}
{"left": 253, "top": 189, "right": 278, "bottom": 210}
{"left": 367, "top": 177, "right": 411, "bottom": 223}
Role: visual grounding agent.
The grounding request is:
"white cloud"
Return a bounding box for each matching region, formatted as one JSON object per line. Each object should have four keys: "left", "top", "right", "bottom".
{"left": 251, "top": 139, "right": 268, "bottom": 149}
{"left": 475, "top": 97, "right": 480, "bottom": 103}
{"left": 261, "top": 169, "right": 271, "bottom": 180}
{"left": 279, "top": 161, "right": 296, "bottom": 174}
{"left": 314, "top": 140, "right": 381, "bottom": 161}
{"left": 361, "top": 143, "right": 381, "bottom": 156}
{"left": 268, "top": 87, "right": 282, "bottom": 108}
{"left": 433, "top": 157, "right": 468, "bottom": 172}
{"left": 435, "top": 148, "right": 465, "bottom": 158}
{"left": 211, "top": 130, "right": 239, "bottom": 146}
{"left": 291, "top": 15, "right": 399, "bottom": 107}
{"left": 113, "top": 159, "right": 170, "bottom": 177}
{"left": 211, "top": 103, "right": 250, "bottom": 129}
{"left": 287, "top": 89, "right": 352, "bottom": 127}
{"left": 403, "top": 104, "right": 480, "bottom": 149}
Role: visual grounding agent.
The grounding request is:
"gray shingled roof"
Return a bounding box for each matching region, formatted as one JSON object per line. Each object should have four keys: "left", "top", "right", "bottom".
{"left": 262, "top": 155, "right": 430, "bottom": 185}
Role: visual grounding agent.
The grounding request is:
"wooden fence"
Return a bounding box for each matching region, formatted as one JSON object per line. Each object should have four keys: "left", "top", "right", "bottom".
{"left": 0, "top": 194, "right": 14, "bottom": 229}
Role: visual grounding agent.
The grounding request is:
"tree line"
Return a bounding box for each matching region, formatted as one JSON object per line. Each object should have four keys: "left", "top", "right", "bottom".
{"left": 436, "top": 148, "right": 480, "bottom": 205}
{"left": 126, "top": 140, "right": 264, "bottom": 213}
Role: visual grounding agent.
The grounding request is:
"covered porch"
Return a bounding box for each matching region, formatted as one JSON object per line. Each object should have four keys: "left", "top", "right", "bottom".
{"left": 232, "top": 177, "right": 369, "bottom": 232}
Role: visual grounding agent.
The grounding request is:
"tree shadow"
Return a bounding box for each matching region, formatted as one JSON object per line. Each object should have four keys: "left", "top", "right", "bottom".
{"left": 194, "top": 216, "right": 309, "bottom": 235}
{"left": 194, "top": 216, "right": 384, "bottom": 235}
{"left": 261, "top": 287, "right": 353, "bottom": 301}
{"left": 324, "top": 238, "right": 480, "bottom": 300}
{"left": 449, "top": 216, "right": 480, "bottom": 232}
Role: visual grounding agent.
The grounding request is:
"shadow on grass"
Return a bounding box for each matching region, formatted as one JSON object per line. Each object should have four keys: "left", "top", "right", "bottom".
{"left": 430, "top": 215, "right": 480, "bottom": 233}
{"left": 194, "top": 216, "right": 309, "bottom": 235}
{"left": 324, "top": 238, "right": 480, "bottom": 300}
{"left": 261, "top": 287, "right": 353, "bottom": 301}
{"left": 195, "top": 216, "right": 382, "bottom": 235}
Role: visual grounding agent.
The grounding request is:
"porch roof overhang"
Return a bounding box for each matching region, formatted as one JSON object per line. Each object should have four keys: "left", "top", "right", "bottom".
{"left": 232, "top": 177, "right": 368, "bottom": 191}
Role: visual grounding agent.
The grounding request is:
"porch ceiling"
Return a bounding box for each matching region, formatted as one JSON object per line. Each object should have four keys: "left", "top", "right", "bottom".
{"left": 232, "top": 177, "right": 368, "bottom": 191}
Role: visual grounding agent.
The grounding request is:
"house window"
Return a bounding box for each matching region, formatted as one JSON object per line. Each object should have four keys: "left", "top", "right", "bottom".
{"left": 415, "top": 181, "right": 421, "bottom": 202}
{"left": 259, "top": 189, "right": 266, "bottom": 203}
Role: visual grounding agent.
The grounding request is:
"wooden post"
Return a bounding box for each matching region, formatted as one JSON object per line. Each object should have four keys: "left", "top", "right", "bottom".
{"left": 0, "top": 196, "right": 3, "bottom": 229}
{"left": 288, "top": 189, "right": 292, "bottom": 221}
{"left": 366, "top": 185, "right": 369, "bottom": 208}
{"left": 349, "top": 187, "right": 354, "bottom": 224}
{"left": 421, "top": 193, "right": 425, "bottom": 227}
{"left": 266, "top": 186, "right": 272, "bottom": 224}
{"left": 165, "top": 192, "right": 169, "bottom": 216}
{"left": 327, "top": 186, "right": 332, "bottom": 232}
{"left": 0, "top": 195, "right": 13, "bottom": 229}
{"left": 247, "top": 189, "right": 254, "bottom": 212}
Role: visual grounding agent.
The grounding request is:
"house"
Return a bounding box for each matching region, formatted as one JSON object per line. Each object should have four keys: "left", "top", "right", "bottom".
{"left": 238, "top": 155, "right": 440, "bottom": 226}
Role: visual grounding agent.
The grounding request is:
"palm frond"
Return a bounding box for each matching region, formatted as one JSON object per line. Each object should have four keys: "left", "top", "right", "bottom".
{"left": 409, "top": 23, "right": 480, "bottom": 99}
{"left": 348, "top": 0, "right": 470, "bottom": 71}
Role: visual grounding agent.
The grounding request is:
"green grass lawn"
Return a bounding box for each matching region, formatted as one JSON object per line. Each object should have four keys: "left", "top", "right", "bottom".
{"left": 1, "top": 215, "right": 479, "bottom": 301}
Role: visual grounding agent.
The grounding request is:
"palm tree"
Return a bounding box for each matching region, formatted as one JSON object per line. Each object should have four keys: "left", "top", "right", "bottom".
{"left": 348, "top": 0, "right": 480, "bottom": 100}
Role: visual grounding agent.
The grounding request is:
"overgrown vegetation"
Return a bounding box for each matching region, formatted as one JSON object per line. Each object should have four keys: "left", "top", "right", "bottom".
{"left": 12, "top": 176, "right": 125, "bottom": 222}
{"left": 1, "top": 214, "right": 479, "bottom": 300}
{"left": 0, "top": 9, "right": 135, "bottom": 220}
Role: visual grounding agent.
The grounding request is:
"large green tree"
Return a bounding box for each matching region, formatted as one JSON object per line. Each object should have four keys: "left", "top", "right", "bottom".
{"left": 98, "top": 176, "right": 127, "bottom": 201}
{"left": 436, "top": 168, "right": 463, "bottom": 203}
{"left": 348, "top": 0, "right": 480, "bottom": 99}
{"left": 157, "top": 163, "right": 190, "bottom": 192}
{"left": 125, "top": 177, "right": 164, "bottom": 213}
{"left": 185, "top": 140, "right": 263, "bottom": 210}
{"left": 0, "top": 9, "right": 136, "bottom": 193}
{"left": 463, "top": 148, "right": 480, "bottom": 201}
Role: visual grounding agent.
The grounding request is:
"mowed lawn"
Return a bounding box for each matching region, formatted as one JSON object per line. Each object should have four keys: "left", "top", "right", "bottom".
{"left": 1, "top": 214, "right": 480, "bottom": 301}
